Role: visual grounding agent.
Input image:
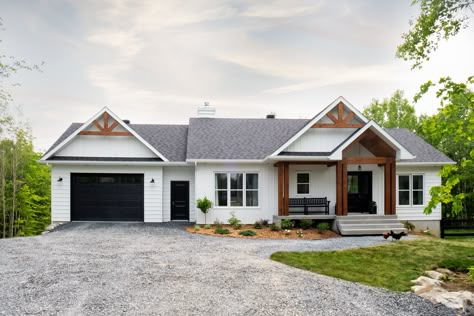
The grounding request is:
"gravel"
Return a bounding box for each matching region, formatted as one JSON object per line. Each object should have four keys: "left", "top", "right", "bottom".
{"left": 0, "top": 222, "right": 455, "bottom": 315}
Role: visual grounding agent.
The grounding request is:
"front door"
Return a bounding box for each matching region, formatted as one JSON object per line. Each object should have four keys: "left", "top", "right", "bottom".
{"left": 171, "top": 181, "right": 189, "bottom": 220}
{"left": 347, "top": 171, "right": 373, "bottom": 213}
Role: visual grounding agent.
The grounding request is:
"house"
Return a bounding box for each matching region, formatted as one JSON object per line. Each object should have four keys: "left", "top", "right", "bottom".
{"left": 40, "top": 97, "right": 454, "bottom": 236}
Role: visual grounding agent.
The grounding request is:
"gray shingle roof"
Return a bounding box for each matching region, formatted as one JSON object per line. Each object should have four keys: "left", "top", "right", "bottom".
{"left": 186, "top": 118, "right": 309, "bottom": 160}
{"left": 43, "top": 119, "right": 454, "bottom": 164}
{"left": 385, "top": 128, "right": 454, "bottom": 163}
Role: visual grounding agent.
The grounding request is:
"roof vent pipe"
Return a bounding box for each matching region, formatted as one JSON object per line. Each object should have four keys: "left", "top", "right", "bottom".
{"left": 123, "top": 119, "right": 131, "bottom": 124}
{"left": 266, "top": 113, "right": 276, "bottom": 119}
{"left": 197, "top": 102, "right": 216, "bottom": 118}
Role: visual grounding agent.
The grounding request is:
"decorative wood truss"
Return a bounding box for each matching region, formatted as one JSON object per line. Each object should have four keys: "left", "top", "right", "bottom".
{"left": 312, "top": 102, "right": 364, "bottom": 128}
{"left": 79, "top": 112, "right": 132, "bottom": 136}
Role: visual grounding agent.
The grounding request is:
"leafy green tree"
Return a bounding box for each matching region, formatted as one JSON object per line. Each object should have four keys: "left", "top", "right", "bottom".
{"left": 397, "top": 0, "right": 474, "bottom": 69}
{"left": 415, "top": 77, "right": 474, "bottom": 217}
{"left": 363, "top": 90, "right": 419, "bottom": 131}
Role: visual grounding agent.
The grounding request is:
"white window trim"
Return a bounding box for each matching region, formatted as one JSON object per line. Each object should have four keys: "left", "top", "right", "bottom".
{"left": 214, "top": 172, "right": 260, "bottom": 208}
{"left": 396, "top": 173, "right": 425, "bottom": 207}
{"left": 296, "top": 171, "right": 311, "bottom": 196}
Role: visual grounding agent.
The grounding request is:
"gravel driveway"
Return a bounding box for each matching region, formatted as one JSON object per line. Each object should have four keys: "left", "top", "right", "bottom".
{"left": 0, "top": 222, "right": 454, "bottom": 315}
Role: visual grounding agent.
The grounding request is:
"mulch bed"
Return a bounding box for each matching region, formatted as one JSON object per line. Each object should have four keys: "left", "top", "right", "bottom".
{"left": 185, "top": 224, "right": 340, "bottom": 240}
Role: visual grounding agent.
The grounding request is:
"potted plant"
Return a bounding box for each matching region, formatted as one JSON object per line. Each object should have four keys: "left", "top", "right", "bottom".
{"left": 196, "top": 196, "right": 213, "bottom": 225}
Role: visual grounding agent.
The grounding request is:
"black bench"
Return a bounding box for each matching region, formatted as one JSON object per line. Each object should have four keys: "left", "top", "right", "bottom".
{"left": 289, "top": 197, "right": 330, "bottom": 215}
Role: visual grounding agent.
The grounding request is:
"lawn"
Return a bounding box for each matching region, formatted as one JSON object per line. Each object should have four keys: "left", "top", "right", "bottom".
{"left": 444, "top": 229, "right": 474, "bottom": 240}
{"left": 271, "top": 238, "right": 474, "bottom": 292}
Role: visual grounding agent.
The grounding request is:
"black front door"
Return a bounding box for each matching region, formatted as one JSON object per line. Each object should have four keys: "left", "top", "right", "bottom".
{"left": 347, "top": 171, "right": 373, "bottom": 213}
{"left": 171, "top": 181, "right": 189, "bottom": 220}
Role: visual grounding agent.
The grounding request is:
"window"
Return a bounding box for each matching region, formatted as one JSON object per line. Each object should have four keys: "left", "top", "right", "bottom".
{"left": 296, "top": 172, "right": 310, "bottom": 194}
{"left": 215, "top": 173, "right": 259, "bottom": 207}
{"left": 398, "top": 174, "right": 424, "bottom": 206}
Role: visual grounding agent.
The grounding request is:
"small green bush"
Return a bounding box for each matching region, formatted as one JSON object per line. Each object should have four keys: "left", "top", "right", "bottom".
{"left": 281, "top": 219, "right": 294, "bottom": 229}
{"left": 260, "top": 219, "right": 269, "bottom": 227}
{"left": 298, "top": 219, "right": 313, "bottom": 230}
{"left": 194, "top": 224, "right": 201, "bottom": 231}
{"left": 196, "top": 197, "right": 213, "bottom": 225}
{"left": 469, "top": 266, "right": 474, "bottom": 283}
{"left": 228, "top": 211, "right": 242, "bottom": 229}
{"left": 239, "top": 230, "right": 257, "bottom": 236}
{"left": 270, "top": 224, "right": 281, "bottom": 231}
{"left": 204, "top": 224, "right": 211, "bottom": 229}
{"left": 214, "top": 219, "right": 223, "bottom": 228}
{"left": 214, "top": 226, "right": 231, "bottom": 235}
{"left": 403, "top": 221, "right": 415, "bottom": 232}
{"left": 316, "top": 222, "right": 330, "bottom": 233}
{"left": 254, "top": 221, "right": 262, "bottom": 229}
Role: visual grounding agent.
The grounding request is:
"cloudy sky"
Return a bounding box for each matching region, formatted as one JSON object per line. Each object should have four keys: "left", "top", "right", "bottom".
{"left": 2, "top": 0, "right": 473, "bottom": 151}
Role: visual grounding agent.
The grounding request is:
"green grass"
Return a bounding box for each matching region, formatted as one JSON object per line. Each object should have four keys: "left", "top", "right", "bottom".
{"left": 444, "top": 229, "right": 474, "bottom": 240}
{"left": 271, "top": 238, "right": 474, "bottom": 292}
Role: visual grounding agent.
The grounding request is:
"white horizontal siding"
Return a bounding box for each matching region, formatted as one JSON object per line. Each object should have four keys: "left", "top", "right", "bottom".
{"left": 51, "top": 165, "right": 163, "bottom": 223}
{"left": 285, "top": 128, "right": 356, "bottom": 153}
{"left": 395, "top": 165, "right": 442, "bottom": 221}
{"left": 56, "top": 135, "right": 157, "bottom": 158}
{"left": 162, "top": 167, "right": 195, "bottom": 222}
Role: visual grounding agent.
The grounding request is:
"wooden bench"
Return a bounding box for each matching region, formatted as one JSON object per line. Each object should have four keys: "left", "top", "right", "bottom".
{"left": 289, "top": 197, "right": 330, "bottom": 215}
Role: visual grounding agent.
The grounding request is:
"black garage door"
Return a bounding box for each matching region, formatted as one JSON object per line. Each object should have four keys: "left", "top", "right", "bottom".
{"left": 71, "top": 173, "right": 144, "bottom": 221}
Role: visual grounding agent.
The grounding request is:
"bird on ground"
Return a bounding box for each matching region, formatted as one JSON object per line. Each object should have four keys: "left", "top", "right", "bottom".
{"left": 390, "top": 230, "right": 407, "bottom": 241}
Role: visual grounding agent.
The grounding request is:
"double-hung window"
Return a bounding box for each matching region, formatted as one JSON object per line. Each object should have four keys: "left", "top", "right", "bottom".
{"left": 397, "top": 174, "right": 424, "bottom": 206}
{"left": 296, "top": 172, "right": 310, "bottom": 195}
{"left": 215, "top": 172, "right": 259, "bottom": 207}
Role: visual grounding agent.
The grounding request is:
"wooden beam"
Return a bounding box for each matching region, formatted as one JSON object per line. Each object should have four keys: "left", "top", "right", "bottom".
{"left": 79, "top": 131, "right": 132, "bottom": 136}
{"left": 384, "top": 163, "right": 391, "bottom": 215}
{"left": 391, "top": 160, "right": 396, "bottom": 215}
{"left": 106, "top": 120, "right": 120, "bottom": 132}
{"left": 278, "top": 162, "right": 283, "bottom": 216}
{"left": 326, "top": 112, "right": 339, "bottom": 124}
{"left": 93, "top": 120, "right": 104, "bottom": 131}
{"left": 336, "top": 161, "right": 342, "bottom": 216}
{"left": 342, "top": 162, "right": 348, "bottom": 216}
{"left": 342, "top": 157, "right": 390, "bottom": 164}
{"left": 103, "top": 112, "right": 109, "bottom": 130}
{"left": 312, "top": 123, "right": 364, "bottom": 128}
{"left": 342, "top": 112, "right": 354, "bottom": 124}
{"left": 283, "top": 162, "right": 289, "bottom": 216}
{"left": 338, "top": 102, "right": 344, "bottom": 122}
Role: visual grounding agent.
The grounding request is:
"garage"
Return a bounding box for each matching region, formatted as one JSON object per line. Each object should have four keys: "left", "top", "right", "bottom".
{"left": 71, "top": 173, "right": 144, "bottom": 221}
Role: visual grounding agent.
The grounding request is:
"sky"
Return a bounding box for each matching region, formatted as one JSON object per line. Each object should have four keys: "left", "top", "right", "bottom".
{"left": 1, "top": 0, "right": 473, "bottom": 151}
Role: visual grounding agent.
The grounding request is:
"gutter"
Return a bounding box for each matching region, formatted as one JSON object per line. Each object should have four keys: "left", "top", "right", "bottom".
{"left": 38, "top": 160, "right": 191, "bottom": 166}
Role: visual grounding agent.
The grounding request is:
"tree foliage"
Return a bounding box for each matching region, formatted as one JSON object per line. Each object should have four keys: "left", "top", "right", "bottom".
{"left": 416, "top": 77, "right": 474, "bottom": 217}
{"left": 363, "top": 90, "right": 419, "bottom": 131}
{"left": 397, "top": 0, "right": 474, "bottom": 69}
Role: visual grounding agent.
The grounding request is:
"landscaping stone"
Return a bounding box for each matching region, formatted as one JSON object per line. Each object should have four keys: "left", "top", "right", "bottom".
{"left": 436, "top": 268, "right": 455, "bottom": 275}
{"left": 411, "top": 276, "right": 443, "bottom": 287}
{"left": 425, "top": 270, "right": 445, "bottom": 280}
{"left": 420, "top": 291, "right": 474, "bottom": 310}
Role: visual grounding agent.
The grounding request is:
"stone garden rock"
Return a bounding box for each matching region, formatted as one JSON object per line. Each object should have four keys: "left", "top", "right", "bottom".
{"left": 425, "top": 270, "right": 445, "bottom": 280}
{"left": 411, "top": 276, "right": 443, "bottom": 287}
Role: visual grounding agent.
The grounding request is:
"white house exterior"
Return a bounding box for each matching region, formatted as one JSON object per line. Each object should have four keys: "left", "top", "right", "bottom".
{"left": 41, "top": 97, "right": 454, "bottom": 236}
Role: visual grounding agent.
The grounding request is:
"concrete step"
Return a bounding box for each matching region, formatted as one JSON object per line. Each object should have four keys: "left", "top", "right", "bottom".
{"left": 337, "top": 218, "right": 402, "bottom": 225}
{"left": 337, "top": 215, "right": 398, "bottom": 220}
{"left": 338, "top": 227, "right": 408, "bottom": 236}
{"left": 336, "top": 215, "right": 407, "bottom": 236}
{"left": 340, "top": 223, "right": 406, "bottom": 229}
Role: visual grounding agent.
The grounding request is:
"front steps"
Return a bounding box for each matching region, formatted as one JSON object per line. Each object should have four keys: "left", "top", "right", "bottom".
{"left": 336, "top": 215, "right": 407, "bottom": 236}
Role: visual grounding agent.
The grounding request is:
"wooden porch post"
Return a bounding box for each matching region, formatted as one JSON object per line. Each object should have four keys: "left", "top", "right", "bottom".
{"left": 336, "top": 161, "right": 343, "bottom": 216}
{"left": 283, "top": 162, "right": 289, "bottom": 216}
{"left": 342, "top": 162, "right": 348, "bottom": 216}
{"left": 391, "top": 159, "right": 396, "bottom": 215}
{"left": 384, "top": 158, "right": 396, "bottom": 215}
{"left": 278, "top": 162, "right": 283, "bottom": 216}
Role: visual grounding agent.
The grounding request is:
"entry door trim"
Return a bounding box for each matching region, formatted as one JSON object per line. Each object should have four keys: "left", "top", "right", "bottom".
{"left": 170, "top": 181, "right": 190, "bottom": 221}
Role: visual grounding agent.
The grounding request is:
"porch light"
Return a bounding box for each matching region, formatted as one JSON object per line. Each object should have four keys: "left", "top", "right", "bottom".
{"left": 150, "top": 178, "right": 155, "bottom": 183}
{"left": 57, "top": 177, "right": 63, "bottom": 182}
{"left": 358, "top": 165, "right": 362, "bottom": 171}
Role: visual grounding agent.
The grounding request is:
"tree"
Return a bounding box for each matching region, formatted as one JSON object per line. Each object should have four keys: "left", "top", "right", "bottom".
{"left": 415, "top": 77, "right": 474, "bottom": 217}
{"left": 397, "top": 0, "right": 474, "bottom": 69}
{"left": 196, "top": 197, "right": 213, "bottom": 225}
{"left": 363, "top": 90, "right": 419, "bottom": 131}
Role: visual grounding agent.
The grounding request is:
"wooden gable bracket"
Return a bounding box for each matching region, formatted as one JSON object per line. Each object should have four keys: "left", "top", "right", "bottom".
{"left": 312, "top": 102, "right": 364, "bottom": 128}
{"left": 79, "top": 112, "right": 132, "bottom": 136}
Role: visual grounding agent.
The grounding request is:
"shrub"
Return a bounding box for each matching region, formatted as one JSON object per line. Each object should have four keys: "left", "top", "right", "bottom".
{"left": 214, "top": 219, "right": 223, "bottom": 228}
{"left": 194, "top": 224, "right": 201, "bottom": 231}
{"left": 254, "top": 221, "right": 262, "bottom": 229}
{"left": 298, "top": 219, "right": 313, "bottom": 230}
{"left": 214, "top": 226, "right": 231, "bottom": 235}
{"left": 281, "top": 219, "right": 294, "bottom": 229}
{"left": 228, "top": 212, "right": 242, "bottom": 229}
{"left": 404, "top": 221, "right": 415, "bottom": 231}
{"left": 260, "top": 219, "right": 269, "bottom": 227}
{"left": 270, "top": 224, "right": 281, "bottom": 231}
{"left": 239, "top": 230, "right": 257, "bottom": 236}
{"left": 196, "top": 197, "right": 213, "bottom": 225}
{"left": 296, "top": 229, "right": 304, "bottom": 238}
{"left": 204, "top": 224, "right": 211, "bottom": 229}
{"left": 469, "top": 266, "right": 474, "bottom": 283}
{"left": 316, "top": 222, "right": 330, "bottom": 233}
{"left": 284, "top": 229, "right": 292, "bottom": 236}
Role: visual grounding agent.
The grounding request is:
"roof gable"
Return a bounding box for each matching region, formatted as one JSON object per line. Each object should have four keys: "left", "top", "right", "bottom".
{"left": 268, "top": 96, "right": 369, "bottom": 158}
{"left": 41, "top": 107, "right": 169, "bottom": 162}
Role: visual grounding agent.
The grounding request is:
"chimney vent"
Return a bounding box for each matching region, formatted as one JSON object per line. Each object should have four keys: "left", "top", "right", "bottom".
{"left": 123, "top": 119, "right": 130, "bottom": 124}
{"left": 197, "top": 102, "right": 216, "bottom": 117}
{"left": 266, "top": 113, "right": 276, "bottom": 119}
